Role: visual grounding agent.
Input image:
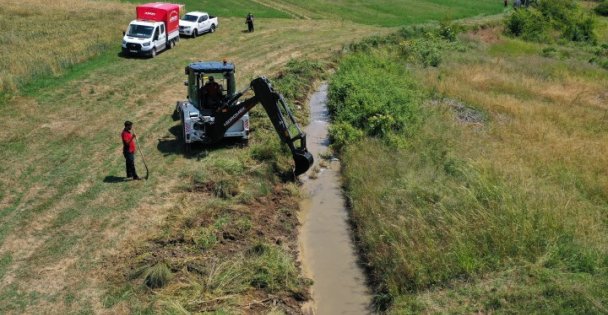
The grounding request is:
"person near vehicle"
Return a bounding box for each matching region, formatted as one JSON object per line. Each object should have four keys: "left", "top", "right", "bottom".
{"left": 246, "top": 13, "right": 254, "bottom": 32}
{"left": 121, "top": 121, "right": 140, "bottom": 180}
{"left": 202, "top": 76, "right": 223, "bottom": 108}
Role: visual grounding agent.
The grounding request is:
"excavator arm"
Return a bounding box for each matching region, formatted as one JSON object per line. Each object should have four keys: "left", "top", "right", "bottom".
{"left": 207, "top": 77, "right": 313, "bottom": 176}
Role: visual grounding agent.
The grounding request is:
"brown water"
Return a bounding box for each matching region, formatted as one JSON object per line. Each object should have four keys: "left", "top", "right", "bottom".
{"left": 299, "top": 83, "right": 372, "bottom": 315}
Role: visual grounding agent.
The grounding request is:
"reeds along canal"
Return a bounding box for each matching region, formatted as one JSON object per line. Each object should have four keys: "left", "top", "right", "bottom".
{"left": 298, "top": 83, "right": 371, "bottom": 314}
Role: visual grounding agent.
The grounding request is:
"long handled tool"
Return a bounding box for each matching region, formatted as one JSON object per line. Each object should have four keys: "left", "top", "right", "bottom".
{"left": 135, "top": 138, "right": 149, "bottom": 180}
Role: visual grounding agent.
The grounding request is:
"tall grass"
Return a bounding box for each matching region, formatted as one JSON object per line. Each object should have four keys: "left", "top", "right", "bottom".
{"left": 0, "top": 0, "right": 130, "bottom": 94}
{"left": 330, "top": 26, "right": 608, "bottom": 312}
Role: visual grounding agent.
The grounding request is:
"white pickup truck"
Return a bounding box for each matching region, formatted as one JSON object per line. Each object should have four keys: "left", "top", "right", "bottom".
{"left": 179, "top": 12, "right": 218, "bottom": 37}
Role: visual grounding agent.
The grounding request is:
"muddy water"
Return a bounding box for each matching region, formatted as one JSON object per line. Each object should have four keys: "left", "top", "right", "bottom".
{"left": 299, "top": 83, "right": 372, "bottom": 314}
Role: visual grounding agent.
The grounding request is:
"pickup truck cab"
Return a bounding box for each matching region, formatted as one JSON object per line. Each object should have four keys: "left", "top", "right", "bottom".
{"left": 179, "top": 12, "right": 218, "bottom": 37}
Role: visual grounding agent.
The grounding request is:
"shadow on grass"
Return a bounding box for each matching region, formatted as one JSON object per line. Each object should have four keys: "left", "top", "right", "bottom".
{"left": 103, "top": 176, "right": 127, "bottom": 183}
{"left": 157, "top": 124, "right": 248, "bottom": 159}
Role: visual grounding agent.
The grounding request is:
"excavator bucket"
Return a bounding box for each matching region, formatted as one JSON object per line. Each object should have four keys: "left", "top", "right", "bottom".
{"left": 293, "top": 150, "right": 314, "bottom": 176}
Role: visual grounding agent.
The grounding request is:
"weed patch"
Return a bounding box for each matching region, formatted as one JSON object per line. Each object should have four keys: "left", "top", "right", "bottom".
{"left": 327, "top": 50, "right": 423, "bottom": 151}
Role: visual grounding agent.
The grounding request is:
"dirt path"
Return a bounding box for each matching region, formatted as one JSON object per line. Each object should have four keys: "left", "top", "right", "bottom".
{"left": 299, "top": 83, "right": 372, "bottom": 314}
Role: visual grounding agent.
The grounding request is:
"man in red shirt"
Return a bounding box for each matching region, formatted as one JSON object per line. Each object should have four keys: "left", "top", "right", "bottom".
{"left": 121, "top": 121, "right": 140, "bottom": 180}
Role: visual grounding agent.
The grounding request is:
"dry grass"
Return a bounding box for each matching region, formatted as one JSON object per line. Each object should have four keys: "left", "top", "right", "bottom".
{"left": 420, "top": 35, "right": 608, "bottom": 206}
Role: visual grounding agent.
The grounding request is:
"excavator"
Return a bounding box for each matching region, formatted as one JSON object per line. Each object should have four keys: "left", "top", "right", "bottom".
{"left": 175, "top": 61, "right": 314, "bottom": 176}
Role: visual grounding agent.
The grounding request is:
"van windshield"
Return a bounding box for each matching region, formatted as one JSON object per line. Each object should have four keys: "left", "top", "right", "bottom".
{"left": 127, "top": 24, "right": 154, "bottom": 38}
{"left": 181, "top": 14, "right": 198, "bottom": 22}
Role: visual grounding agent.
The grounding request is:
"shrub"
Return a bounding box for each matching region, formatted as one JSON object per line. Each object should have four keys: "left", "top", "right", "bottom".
{"left": 504, "top": 0, "right": 597, "bottom": 43}
{"left": 329, "top": 122, "right": 364, "bottom": 151}
{"left": 563, "top": 14, "right": 596, "bottom": 42}
{"left": 438, "top": 20, "right": 459, "bottom": 42}
{"left": 401, "top": 38, "right": 443, "bottom": 67}
{"left": 588, "top": 43, "right": 608, "bottom": 69}
{"left": 327, "top": 51, "right": 422, "bottom": 148}
{"left": 399, "top": 31, "right": 465, "bottom": 67}
{"left": 504, "top": 8, "right": 548, "bottom": 42}
{"left": 596, "top": 2, "right": 608, "bottom": 16}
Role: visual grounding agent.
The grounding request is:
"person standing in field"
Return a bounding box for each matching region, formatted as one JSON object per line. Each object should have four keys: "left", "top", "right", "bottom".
{"left": 121, "top": 121, "right": 140, "bottom": 180}
{"left": 246, "top": 13, "right": 254, "bottom": 32}
{"left": 504, "top": 0, "right": 508, "bottom": 7}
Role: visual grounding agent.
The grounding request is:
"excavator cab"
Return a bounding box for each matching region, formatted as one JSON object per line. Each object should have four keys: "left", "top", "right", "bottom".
{"left": 178, "top": 61, "right": 313, "bottom": 176}
{"left": 185, "top": 62, "right": 236, "bottom": 110}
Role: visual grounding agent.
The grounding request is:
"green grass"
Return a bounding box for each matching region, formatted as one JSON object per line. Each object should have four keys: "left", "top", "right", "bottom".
{"left": 121, "top": 0, "right": 291, "bottom": 18}
{"left": 20, "top": 49, "right": 120, "bottom": 97}
{"left": 276, "top": 0, "right": 503, "bottom": 26}
{"left": 122, "top": 0, "right": 503, "bottom": 27}
{"left": 488, "top": 37, "right": 541, "bottom": 56}
{"left": 0, "top": 253, "right": 11, "bottom": 280}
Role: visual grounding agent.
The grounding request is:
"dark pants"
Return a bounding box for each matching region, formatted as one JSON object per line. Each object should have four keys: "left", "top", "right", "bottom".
{"left": 124, "top": 151, "right": 138, "bottom": 178}
{"left": 247, "top": 22, "right": 254, "bottom": 32}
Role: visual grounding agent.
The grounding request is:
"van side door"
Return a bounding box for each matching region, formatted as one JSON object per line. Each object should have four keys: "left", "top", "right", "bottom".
{"left": 157, "top": 24, "right": 166, "bottom": 49}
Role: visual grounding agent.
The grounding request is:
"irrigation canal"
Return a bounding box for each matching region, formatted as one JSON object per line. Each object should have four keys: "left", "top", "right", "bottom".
{"left": 298, "top": 83, "right": 372, "bottom": 314}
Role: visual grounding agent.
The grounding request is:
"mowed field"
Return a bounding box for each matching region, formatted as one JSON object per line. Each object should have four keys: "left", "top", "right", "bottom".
{"left": 0, "top": 0, "right": 503, "bottom": 313}
{"left": 123, "top": 0, "right": 503, "bottom": 26}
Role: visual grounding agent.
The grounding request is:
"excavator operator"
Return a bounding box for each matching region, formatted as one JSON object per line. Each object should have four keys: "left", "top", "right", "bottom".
{"left": 202, "top": 76, "right": 223, "bottom": 109}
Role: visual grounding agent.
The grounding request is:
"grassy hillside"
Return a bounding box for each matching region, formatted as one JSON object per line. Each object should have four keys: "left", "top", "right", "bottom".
{"left": 329, "top": 10, "right": 608, "bottom": 314}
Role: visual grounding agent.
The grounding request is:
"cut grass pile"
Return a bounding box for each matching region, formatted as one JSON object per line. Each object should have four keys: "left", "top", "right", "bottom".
{"left": 329, "top": 23, "right": 608, "bottom": 313}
